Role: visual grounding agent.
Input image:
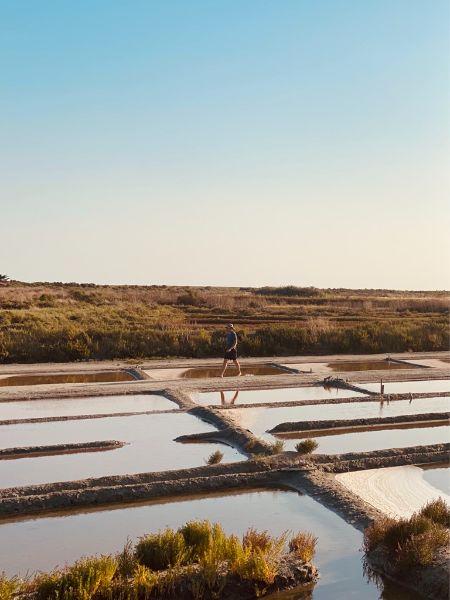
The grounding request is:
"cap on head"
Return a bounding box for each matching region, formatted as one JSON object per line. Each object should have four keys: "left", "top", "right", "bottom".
{"left": 227, "top": 323, "right": 234, "bottom": 329}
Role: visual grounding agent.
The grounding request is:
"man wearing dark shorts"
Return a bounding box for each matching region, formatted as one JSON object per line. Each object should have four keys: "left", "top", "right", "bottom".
{"left": 220, "top": 323, "right": 241, "bottom": 377}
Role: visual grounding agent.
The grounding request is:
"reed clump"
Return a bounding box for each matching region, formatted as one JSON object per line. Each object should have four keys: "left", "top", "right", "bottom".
{"left": 364, "top": 499, "right": 450, "bottom": 571}
{"left": 11, "top": 520, "right": 317, "bottom": 599}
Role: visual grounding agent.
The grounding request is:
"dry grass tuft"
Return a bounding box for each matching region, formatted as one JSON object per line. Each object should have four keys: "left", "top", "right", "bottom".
{"left": 295, "top": 439, "right": 319, "bottom": 454}
{"left": 288, "top": 533, "right": 318, "bottom": 563}
{"left": 206, "top": 450, "right": 224, "bottom": 465}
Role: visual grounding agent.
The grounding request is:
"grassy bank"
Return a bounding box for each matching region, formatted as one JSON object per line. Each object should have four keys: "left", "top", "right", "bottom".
{"left": 0, "top": 520, "right": 317, "bottom": 600}
{"left": 0, "top": 283, "right": 448, "bottom": 363}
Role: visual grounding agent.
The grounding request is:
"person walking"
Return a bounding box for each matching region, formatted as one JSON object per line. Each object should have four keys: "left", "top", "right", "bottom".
{"left": 220, "top": 323, "right": 241, "bottom": 377}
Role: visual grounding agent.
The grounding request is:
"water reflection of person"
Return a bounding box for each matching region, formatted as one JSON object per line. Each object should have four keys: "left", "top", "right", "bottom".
{"left": 220, "top": 390, "right": 240, "bottom": 406}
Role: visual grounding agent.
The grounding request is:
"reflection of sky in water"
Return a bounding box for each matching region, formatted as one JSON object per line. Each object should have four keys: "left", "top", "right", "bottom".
{"left": 361, "top": 380, "right": 450, "bottom": 394}
{"left": 0, "top": 394, "right": 176, "bottom": 420}
{"left": 196, "top": 386, "right": 366, "bottom": 406}
{"left": 0, "top": 489, "right": 406, "bottom": 599}
{"left": 421, "top": 466, "right": 450, "bottom": 495}
{"left": 229, "top": 396, "right": 450, "bottom": 436}
{"left": 0, "top": 413, "right": 241, "bottom": 488}
{"left": 277, "top": 425, "right": 450, "bottom": 454}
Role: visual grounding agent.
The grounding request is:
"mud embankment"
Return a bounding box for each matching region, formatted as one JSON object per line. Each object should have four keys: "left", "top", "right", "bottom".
{"left": 1, "top": 445, "right": 447, "bottom": 522}
{"left": 270, "top": 412, "right": 450, "bottom": 434}
{"left": 0, "top": 440, "right": 124, "bottom": 460}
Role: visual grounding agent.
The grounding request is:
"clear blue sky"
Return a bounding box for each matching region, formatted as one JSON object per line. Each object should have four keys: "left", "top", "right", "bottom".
{"left": 1, "top": 1, "right": 449, "bottom": 289}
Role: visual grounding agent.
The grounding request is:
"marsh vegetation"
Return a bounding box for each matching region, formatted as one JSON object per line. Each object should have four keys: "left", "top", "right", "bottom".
{"left": 0, "top": 283, "right": 448, "bottom": 363}
{"left": 0, "top": 520, "right": 317, "bottom": 600}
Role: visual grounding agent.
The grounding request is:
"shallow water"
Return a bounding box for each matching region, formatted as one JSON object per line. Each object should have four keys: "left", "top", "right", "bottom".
{"left": 145, "top": 365, "right": 285, "bottom": 380}
{"left": 0, "top": 371, "right": 135, "bottom": 386}
{"left": 196, "top": 386, "right": 366, "bottom": 406}
{"left": 360, "top": 379, "right": 450, "bottom": 394}
{"left": 274, "top": 425, "right": 450, "bottom": 454}
{"left": 0, "top": 413, "right": 241, "bottom": 488}
{"left": 0, "top": 394, "right": 176, "bottom": 420}
{"left": 281, "top": 361, "right": 418, "bottom": 374}
{"left": 420, "top": 464, "right": 450, "bottom": 495}
{"left": 0, "top": 489, "right": 420, "bottom": 599}
{"left": 228, "top": 396, "right": 450, "bottom": 437}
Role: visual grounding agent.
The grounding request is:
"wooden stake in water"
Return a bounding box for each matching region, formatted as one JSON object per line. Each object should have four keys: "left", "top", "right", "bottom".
{"left": 380, "top": 378, "right": 384, "bottom": 394}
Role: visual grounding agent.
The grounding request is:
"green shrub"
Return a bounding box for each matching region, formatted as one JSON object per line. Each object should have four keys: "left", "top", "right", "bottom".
{"left": 135, "top": 529, "right": 188, "bottom": 571}
{"left": 295, "top": 439, "right": 319, "bottom": 454}
{"left": 206, "top": 450, "right": 224, "bottom": 465}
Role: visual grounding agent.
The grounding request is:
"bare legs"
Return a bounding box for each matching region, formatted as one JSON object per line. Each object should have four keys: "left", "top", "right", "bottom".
{"left": 220, "top": 359, "right": 242, "bottom": 377}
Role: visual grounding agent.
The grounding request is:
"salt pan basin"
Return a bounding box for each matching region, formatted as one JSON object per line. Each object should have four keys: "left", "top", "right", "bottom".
{"left": 0, "top": 413, "right": 241, "bottom": 488}
{"left": 196, "top": 386, "right": 366, "bottom": 406}
{"left": 0, "top": 394, "right": 176, "bottom": 421}
{"left": 274, "top": 425, "right": 450, "bottom": 454}
{"left": 0, "top": 371, "right": 135, "bottom": 387}
{"left": 0, "top": 489, "right": 414, "bottom": 600}
{"left": 145, "top": 365, "right": 284, "bottom": 380}
{"left": 361, "top": 379, "right": 450, "bottom": 394}
{"left": 336, "top": 465, "right": 450, "bottom": 519}
{"left": 229, "top": 397, "right": 450, "bottom": 437}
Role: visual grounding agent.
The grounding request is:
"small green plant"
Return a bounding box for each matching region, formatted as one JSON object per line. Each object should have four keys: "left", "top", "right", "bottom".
{"left": 268, "top": 440, "right": 284, "bottom": 454}
{"left": 206, "top": 450, "right": 224, "bottom": 465}
{"left": 34, "top": 556, "right": 117, "bottom": 600}
{"left": 288, "top": 532, "right": 318, "bottom": 562}
{"left": 135, "top": 529, "right": 188, "bottom": 571}
{"left": 295, "top": 439, "right": 319, "bottom": 454}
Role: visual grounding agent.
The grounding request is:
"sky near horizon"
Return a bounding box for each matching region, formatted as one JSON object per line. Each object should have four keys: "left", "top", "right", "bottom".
{"left": 1, "top": 1, "right": 449, "bottom": 290}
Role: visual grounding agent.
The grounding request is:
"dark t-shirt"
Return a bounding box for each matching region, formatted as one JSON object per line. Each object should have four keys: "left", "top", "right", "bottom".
{"left": 226, "top": 331, "right": 237, "bottom": 349}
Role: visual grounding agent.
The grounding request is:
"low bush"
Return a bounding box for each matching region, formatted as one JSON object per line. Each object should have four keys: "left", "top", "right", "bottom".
{"left": 295, "top": 439, "right": 319, "bottom": 454}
